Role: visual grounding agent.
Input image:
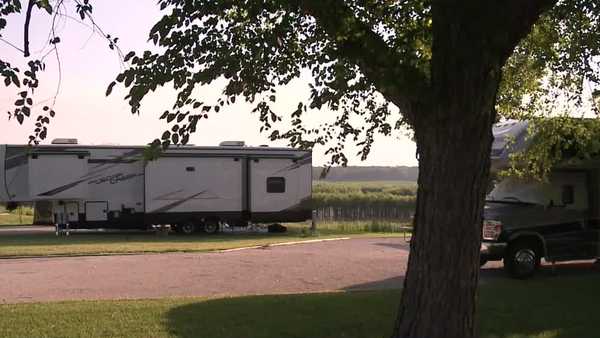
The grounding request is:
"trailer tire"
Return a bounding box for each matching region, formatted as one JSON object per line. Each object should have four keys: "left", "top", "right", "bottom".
{"left": 203, "top": 220, "right": 219, "bottom": 234}
{"left": 504, "top": 239, "right": 541, "bottom": 279}
{"left": 179, "top": 222, "right": 196, "bottom": 235}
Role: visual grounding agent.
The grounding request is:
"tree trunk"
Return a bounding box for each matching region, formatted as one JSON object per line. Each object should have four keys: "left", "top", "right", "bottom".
{"left": 389, "top": 2, "right": 531, "bottom": 337}
{"left": 391, "top": 117, "right": 494, "bottom": 338}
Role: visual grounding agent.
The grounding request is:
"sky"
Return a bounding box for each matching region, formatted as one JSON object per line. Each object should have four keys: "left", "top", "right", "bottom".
{"left": 0, "top": 0, "right": 418, "bottom": 167}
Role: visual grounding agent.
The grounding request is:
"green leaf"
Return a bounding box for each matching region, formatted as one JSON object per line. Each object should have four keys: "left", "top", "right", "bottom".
{"left": 105, "top": 81, "right": 116, "bottom": 96}
{"left": 9, "top": 74, "right": 19, "bottom": 87}
{"left": 124, "top": 51, "right": 135, "bottom": 62}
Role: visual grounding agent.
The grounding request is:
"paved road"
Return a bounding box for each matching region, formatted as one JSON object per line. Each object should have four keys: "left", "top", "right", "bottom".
{"left": 0, "top": 237, "right": 595, "bottom": 304}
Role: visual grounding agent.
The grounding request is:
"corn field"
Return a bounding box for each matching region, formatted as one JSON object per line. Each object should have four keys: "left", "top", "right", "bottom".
{"left": 312, "top": 181, "right": 416, "bottom": 222}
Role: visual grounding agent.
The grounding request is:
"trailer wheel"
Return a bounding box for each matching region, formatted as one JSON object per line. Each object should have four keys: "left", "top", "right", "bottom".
{"left": 203, "top": 220, "right": 219, "bottom": 234}
{"left": 504, "top": 240, "right": 541, "bottom": 279}
{"left": 179, "top": 222, "right": 196, "bottom": 235}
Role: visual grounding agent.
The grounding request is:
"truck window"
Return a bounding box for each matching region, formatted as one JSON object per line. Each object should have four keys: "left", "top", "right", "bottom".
{"left": 562, "top": 185, "right": 574, "bottom": 205}
{"left": 267, "top": 177, "right": 285, "bottom": 193}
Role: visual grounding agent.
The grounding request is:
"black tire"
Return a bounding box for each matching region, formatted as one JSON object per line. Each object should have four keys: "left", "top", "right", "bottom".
{"left": 179, "top": 222, "right": 196, "bottom": 235}
{"left": 203, "top": 220, "right": 219, "bottom": 234}
{"left": 504, "top": 240, "right": 541, "bottom": 279}
{"left": 480, "top": 256, "right": 488, "bottom": 267}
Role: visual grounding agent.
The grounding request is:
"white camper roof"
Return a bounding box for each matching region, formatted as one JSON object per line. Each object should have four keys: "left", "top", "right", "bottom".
{"left": 491, "top": 120, "right": 530, "bottom": 172}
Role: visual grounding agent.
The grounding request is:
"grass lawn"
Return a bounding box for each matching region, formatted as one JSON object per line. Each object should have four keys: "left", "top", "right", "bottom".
{"left": 0, "top": 222, "right": 408, "bottom": 257}
{"left": 1, "top": 275, "right": 599, "bottom": 338}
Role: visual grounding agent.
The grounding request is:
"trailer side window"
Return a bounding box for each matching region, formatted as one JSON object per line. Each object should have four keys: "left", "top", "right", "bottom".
{"left": 267, "top": 177, "right": 285, "bottom": 193}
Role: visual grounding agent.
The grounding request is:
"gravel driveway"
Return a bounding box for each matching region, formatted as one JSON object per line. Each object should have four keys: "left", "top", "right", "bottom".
{"left": 1, "top": 237, "right": 594, "bottom": 304}
{"left": 0, "top": 237, "right": 410, "bottom": 304}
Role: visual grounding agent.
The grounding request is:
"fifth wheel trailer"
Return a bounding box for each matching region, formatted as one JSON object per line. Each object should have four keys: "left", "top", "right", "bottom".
{"left": 481, "top": 120, "right": 600, "bottom": 278}
{"left": 0, "top": 140, "right": 312, "bottom": 234}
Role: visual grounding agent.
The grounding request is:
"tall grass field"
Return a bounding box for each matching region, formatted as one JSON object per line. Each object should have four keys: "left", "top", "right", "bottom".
{"left": 0, "top": 205, "right": 34, "bottom": 225}
{"left": 312, "top": 181, "right": 416, "bottom": 221}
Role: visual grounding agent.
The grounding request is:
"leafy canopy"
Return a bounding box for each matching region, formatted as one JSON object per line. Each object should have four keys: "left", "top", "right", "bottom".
{"left": 110, "top": 0, "right": 600, "bottom": 166}
{"left": 1, "top": 0, "right": 600, "bottom": 170}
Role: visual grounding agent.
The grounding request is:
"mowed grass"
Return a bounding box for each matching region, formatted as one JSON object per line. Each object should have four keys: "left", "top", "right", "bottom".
{"left": 2, "top": 275, "right": 600, "bottom": 338}
{"left": 0, "top": 222, "right": 407, "bottom": 257}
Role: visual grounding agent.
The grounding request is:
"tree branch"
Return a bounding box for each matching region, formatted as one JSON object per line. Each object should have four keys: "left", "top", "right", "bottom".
{"left": 0, "top": 37, "right": 25, "bottom": 54}
{"left": 23, "top": 0, "right": 35, "bottom": 57}
{"left": 296, "top": 0, "right": 430, "bottom": 119}
{"left": 500, "top": 0, "right": 558, "bottom": 62}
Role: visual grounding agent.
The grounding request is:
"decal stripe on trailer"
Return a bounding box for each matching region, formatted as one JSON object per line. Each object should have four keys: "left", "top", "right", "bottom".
{"left": 149, "top": 191, "right": 208, "bottom": 213}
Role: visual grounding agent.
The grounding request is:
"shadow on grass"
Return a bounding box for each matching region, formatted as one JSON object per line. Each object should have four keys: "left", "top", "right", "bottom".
{"left": 164, "top": 273, "right": 600, "bottom": 338}
{"left": 477, "top": 272, "right": 600, "bottom": 338}
{"left": 0, "top": 231, "right": 302, "bottom": 248}
{"left": 166, "top": 291, "right": 398, "bottom": 338}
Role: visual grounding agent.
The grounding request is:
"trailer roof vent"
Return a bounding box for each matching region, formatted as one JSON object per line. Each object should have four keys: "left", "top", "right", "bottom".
{"left": 51, "top": 138, "right": 78, "bottom": 144}
{"left": 219, "top": 141, "right": 245, "bottom": 147}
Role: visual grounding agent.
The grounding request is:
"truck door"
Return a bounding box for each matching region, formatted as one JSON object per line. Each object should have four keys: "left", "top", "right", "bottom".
{"left": 545, "top": 172, "right": 596, "bottom": 260}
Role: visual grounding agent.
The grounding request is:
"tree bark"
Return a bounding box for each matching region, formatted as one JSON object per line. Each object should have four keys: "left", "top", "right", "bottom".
{"left": 390, "top": 1, "right": 551, "bottom": 337}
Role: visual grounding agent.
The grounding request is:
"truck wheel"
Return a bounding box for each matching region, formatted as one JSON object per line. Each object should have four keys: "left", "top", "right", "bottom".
{"left": 203, "top": 220, "right": 219, "bottom": 234}
{"left": 480, "top": 257, "right": 488, "bottom": 267}
{"left": 179, "top": 222, "right": 196, "bottom": 235}
{"left": 504, "top": 241, "right": 541, "bottom": 279}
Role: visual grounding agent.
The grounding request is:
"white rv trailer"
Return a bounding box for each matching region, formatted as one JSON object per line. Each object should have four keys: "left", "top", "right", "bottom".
{"left": 0, "top": 140, "right": 312, "bottom": 233}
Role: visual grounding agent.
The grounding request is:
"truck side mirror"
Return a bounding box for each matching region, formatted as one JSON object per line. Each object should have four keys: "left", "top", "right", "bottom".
{"left": 561, "top": 185, "right": 574, "bottom": 205}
